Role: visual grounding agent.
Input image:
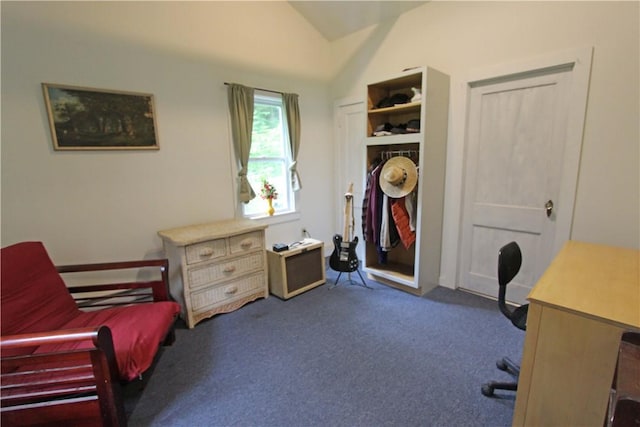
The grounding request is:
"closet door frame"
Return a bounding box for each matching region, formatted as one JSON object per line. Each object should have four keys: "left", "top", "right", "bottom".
{"left": 333, "top": 96, "right": 366, "bottom": 262}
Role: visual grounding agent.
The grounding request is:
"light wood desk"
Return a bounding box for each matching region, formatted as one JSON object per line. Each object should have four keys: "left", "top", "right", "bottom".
{"left": 513, "top": 241, "right": 640, "bottom": 426}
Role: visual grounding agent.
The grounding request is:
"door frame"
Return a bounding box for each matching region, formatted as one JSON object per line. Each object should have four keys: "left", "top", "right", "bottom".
{"left": 439, "top": 47, "right": 593, "bottom": 291}
{"left": 333, "top": 96, "right": 366, "bottom": 259}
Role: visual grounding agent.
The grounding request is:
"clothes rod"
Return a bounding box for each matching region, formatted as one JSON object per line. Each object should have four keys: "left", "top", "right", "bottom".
{"left": 224, "top": 82, "right": 294, "bottom": 96}
{"left": 381, "top": 149, "right": 419, "bottom": 160}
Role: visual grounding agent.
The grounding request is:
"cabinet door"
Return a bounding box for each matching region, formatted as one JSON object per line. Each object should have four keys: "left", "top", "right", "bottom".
{"left": 334, "top": 97, "right": 365, "bottom": 261}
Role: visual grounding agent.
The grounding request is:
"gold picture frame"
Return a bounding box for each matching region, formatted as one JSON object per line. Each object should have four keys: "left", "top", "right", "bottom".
{"left": 42, "top": 83, "right": 159, "bottom": 151}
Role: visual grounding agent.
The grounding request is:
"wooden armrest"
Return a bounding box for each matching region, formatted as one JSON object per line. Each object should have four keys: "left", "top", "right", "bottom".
{"left": 1, "top": 326, "right": 105, "bottom": 350}
{"left": 56, "top": 258, "right": 168, "bottom": 274}
{"left": 57, "top": 258, "right": 172, "bottom": 305}
{"left": 1, "top": 326, "right": 126, "bottom": 426}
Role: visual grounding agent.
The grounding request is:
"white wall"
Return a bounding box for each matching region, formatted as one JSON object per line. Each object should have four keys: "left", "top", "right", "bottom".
{"left": 329, "top": 1, "right": 639, "bottom": 288}
{"left": 1, "top": 1, "right": 336, "bottom": 263}
{"left": 2, "top": 1, "right": 638, "bottom": 288}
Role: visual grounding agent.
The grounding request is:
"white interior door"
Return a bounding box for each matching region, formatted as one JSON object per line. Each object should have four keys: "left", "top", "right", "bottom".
{"left": 459, "top": 59, "right": 589, "bottom": 304}
{"left": 334, "top": 98, "right": 365, "bottom": 261}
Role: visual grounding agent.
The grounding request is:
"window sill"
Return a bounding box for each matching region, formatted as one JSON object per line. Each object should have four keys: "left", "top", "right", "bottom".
{"left": 244, "top": 210, "right": 301, "bottom": 226}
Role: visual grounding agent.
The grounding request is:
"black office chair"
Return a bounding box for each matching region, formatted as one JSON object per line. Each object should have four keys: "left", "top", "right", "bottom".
{"left": 605, "top": 332, "right": 640, "bottom": 427}
{"left": 481, "top": 241, "right": 528, "bottom": 397}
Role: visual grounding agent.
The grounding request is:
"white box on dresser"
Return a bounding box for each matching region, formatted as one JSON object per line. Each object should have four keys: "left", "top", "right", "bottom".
{"left": 158, "top": 219, "right": 268, "bottom": 328}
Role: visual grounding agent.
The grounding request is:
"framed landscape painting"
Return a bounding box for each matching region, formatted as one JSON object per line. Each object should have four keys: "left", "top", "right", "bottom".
{"left": 42, "top": 83, "right": 159, "bottom": 151}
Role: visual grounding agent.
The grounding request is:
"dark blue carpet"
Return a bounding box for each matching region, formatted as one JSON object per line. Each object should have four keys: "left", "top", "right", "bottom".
{"left": 128, "top": 271, "right": 523, "bottom": 426}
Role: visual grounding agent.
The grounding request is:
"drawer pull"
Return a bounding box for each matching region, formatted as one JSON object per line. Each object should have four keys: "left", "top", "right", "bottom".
{"left": 199, "top": 247, "right": 214, "bottom": 257}
{"left": 223, "top": 265, "right": 237, "bottom": 273}
{"left": 224, "top": 285, "right": 238, "bottom": 294}
{"left": 240, "top": 239, "right": 253, "bottom": 248}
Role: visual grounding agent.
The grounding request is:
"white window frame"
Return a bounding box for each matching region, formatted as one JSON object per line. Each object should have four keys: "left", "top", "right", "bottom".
{"left": 238, "top": 91, "right": 299, "bottom": 222}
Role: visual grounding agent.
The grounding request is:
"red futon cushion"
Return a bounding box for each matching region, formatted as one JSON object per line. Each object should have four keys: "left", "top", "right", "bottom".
{"left": 37, "top": 301, "right": 180, "bottom": 381}
{"left": 1, "top": 242, "right": 81, "bottom": 337}
{"left": 1, "top": 241, "right": 180, "bottom": 381}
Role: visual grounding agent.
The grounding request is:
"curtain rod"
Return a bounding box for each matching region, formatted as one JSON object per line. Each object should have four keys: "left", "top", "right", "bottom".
{"left": 224, "top": 82, "right": 290, "bottom": 96}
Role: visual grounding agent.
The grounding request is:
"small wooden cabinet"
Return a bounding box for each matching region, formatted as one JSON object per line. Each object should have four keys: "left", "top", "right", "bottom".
{"left": 267, "top": 239, "right": 325, "bottom": 300}
{"left": 158, "top": 220, "right": 268, "bottom": 328}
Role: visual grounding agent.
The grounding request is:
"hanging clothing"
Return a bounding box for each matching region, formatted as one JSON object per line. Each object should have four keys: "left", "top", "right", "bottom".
{"left": 362, "top": 156, "right": 405, "bottom": 263}
{"left": 380, "top": 195, "right": 391, "bottom": 251}
{"left": 379, "top": 193, "right": 400, "bottom": 258}
{"left": 391, "top": 197, "right": 416, "bottom": 250}
{"left": 362, "top": 158, "right": 381, "bottom": 241}
{"left": 405, "top": 190, "right": 417, "bottom": 232}
{"left": 364, "top": 161, "right": 384, "bottom": 245}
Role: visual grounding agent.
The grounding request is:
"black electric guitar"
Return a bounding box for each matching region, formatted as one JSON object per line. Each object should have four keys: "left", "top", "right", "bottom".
{"left": 329, "top": 183, "right": 359, "bottom": 273}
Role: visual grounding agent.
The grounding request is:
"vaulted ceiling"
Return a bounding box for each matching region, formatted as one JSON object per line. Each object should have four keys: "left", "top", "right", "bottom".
{"left": 288, "top": 1, "right": 428, "bottom": 41}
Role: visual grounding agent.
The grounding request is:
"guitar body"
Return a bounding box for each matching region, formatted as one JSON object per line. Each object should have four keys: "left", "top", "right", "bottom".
{"left": 329, "top": 234, "right": 359, "bottom": 273}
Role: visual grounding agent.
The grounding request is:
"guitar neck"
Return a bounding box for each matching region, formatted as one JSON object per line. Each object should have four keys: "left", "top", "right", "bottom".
{"left": 343, "top": 182, "right": 354, "bottom": 242}
{"left": 343, "top": 197, "right": 352, "bottom": 240}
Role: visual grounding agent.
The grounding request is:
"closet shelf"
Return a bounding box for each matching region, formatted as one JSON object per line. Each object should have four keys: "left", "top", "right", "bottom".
{"left": 365, "top": 133, "right": 423, "bottom": 145}
{"left": 368, "top": 101, "right": 421, "bottom": 115}
{"left": 363, "top": 263, "right": 415, "bottom": 288}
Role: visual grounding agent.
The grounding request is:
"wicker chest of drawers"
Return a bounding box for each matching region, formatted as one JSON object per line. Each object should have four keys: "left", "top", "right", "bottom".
{"left": 158, "top": 220, "right": 268, "bottom": 328}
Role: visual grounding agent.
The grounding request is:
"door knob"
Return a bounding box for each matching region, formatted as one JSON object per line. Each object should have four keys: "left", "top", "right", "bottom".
{"left": 545, "top": 200, "right": 554, "bottom": 217}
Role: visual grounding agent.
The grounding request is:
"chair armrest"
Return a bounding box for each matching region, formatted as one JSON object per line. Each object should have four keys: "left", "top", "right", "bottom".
{"left": 1, "top": 326, "right": 108, "bottom": 349}
{"left": 1, "top": 326, "right": 126, "bottom": 426}
{"left": 57, "top": 258, "right": 172, "bottom": 307}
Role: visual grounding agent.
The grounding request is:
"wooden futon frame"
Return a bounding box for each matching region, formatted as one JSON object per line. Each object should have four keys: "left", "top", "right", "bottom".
{"left": 1, "top": 242, "right": 180, "bottom": 427}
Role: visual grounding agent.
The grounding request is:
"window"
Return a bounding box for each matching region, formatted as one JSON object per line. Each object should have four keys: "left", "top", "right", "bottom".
{"left": 242, "top": 92, "right": 295, "bottom": 217}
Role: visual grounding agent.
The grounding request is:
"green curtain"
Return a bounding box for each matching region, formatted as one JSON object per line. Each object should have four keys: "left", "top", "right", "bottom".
{"left": 283, "top": 92, "right": 302, "bottom": 191}
{"left": 227, "top": 84, "right": 256, "bottom": 203}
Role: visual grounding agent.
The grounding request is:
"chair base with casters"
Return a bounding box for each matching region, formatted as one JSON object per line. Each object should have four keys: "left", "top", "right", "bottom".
{"left": 481, "top": 356, "right": 520, "bottom": 396}
{"left": 605, "top": 332, "right": 640, "bottom": 427}
{"left": 482, "top": 241, "right": 527, "bottom": 398}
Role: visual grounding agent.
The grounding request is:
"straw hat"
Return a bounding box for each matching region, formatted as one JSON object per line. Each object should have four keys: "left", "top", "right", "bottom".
{"left": 379, "top": 156, "right": 418, "bottom": 198}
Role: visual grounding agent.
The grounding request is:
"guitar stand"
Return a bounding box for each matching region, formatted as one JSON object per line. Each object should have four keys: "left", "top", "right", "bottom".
{"left": 331, "top": 269, "right": 371, "bottom": 289}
